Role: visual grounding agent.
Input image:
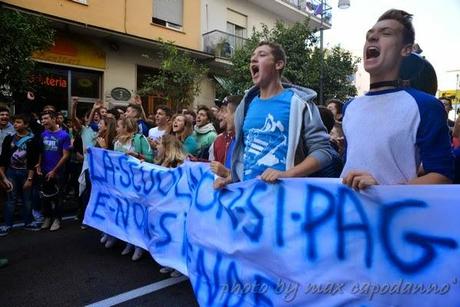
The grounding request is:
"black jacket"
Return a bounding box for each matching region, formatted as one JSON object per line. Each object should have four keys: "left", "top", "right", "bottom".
{"left": 0, "top": 133, "right": 39, "bottom": 171}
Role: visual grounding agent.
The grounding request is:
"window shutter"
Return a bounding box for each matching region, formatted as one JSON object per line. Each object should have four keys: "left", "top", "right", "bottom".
{"left": 153, "top": 0, "right": 183, "bottom": 26}
{"left": 226, "top": 9, "right": 247, "bottom": 29}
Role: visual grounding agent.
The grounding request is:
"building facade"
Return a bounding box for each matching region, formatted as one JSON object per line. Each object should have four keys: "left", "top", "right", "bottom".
{"left": 202, "top": 0, "right": 329, "bottom": 67}
{"left": 2, "top": 0, "right": 330, "bottom": 115}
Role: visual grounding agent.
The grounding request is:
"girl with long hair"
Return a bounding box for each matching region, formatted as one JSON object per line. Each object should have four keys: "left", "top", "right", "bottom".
{"left": 154, "top": 134, "right": 187, "bottom": 167}
{"left": 171, "top": 114, "right": 197, "bottom": 156}
{"left": 113, "top": 117, "right": 153, "bottom": 162}
{"left": 154, "top": 134, "right": 187, "bottom": 277}
{"left": 95, "top": 117, "right": 117, "bottom": 150}
{"left": 103, "top": 117, "right": 153, "bottom": 261}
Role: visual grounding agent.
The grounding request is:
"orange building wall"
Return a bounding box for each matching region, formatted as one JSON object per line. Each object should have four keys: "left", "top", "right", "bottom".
{"left": 126, "top": 0, "right": 201, "bottom": 50}
{"left": 2, "top": 0, "right": 201, "bottom": 50}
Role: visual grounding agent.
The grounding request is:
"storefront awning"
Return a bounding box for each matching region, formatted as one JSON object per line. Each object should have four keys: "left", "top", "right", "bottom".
{"left": 32, "top": 32, "right": 106, "bottom": 69}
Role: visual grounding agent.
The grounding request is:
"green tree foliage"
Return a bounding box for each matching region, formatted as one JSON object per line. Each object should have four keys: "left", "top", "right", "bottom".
{"left": 0, "top": 9, "right": 55, "bottom": 101}
{"left": 220, "top": 19, "right": 359, "bottom": 103}
{"left": 139, "top": 41, "right": 208, "bottom": 112}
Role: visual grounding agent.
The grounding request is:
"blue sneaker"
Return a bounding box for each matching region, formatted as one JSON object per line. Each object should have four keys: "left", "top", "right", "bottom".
{"left": 32, "top": 210, "right": 44, "bottom": 223}
{"left": 24, "top": 222, "right": 41, "bottom": 232}
{"left": 0, "top": 226, "right": 11, "bottom": 237}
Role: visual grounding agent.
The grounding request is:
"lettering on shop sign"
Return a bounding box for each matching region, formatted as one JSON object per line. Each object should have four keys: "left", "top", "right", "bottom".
{"left": 31, "top": 75, "right": 68, "bottom": 88}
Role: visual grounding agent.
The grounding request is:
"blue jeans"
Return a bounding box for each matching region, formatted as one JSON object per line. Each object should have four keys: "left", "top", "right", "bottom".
{"left": 4, "top": 168, "right": 33, "bottom": 226}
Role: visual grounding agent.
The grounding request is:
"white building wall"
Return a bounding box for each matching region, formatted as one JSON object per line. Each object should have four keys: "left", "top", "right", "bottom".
{"left": 194, "top": 77, "right": 216, "bottom": 108}
{"left": 202, "top": 0, "right": 286, "bottom": 37}
{"left": 201, "top": 0, "right": 292, "bottom": 103}
{"left": 100, "top": 42, "right": 211, "bottom": 109}
{"left": 102, "top": 43, "right": 160, "bottom": 104}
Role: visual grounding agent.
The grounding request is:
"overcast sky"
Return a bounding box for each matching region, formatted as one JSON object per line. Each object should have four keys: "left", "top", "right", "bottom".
{"left": 324, "top": 0, "right": 460, "bottom": 91}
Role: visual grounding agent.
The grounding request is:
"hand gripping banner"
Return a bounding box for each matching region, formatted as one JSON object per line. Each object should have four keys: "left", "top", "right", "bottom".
{"left": 84, "top": 148, "right": 460, "bottom": 306}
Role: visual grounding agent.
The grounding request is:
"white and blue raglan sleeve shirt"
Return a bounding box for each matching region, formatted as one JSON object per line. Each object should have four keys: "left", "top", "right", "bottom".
{"left": 340, "top": 88, "right": 453, "bottom": 184}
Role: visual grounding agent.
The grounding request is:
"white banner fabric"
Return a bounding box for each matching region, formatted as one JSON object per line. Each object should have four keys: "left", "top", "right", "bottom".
{"left": 84, "top": 148, "right": 460, "bottom": 306}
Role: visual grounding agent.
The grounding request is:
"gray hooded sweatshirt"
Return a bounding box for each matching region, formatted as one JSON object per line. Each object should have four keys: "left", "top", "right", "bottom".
{"left": 231, "top": 84, "right": 334, "bottom": 182}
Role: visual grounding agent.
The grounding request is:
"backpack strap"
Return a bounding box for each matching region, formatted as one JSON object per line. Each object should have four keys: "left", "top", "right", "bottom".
{"left": 14, "top": 133, "right": 34, "bottom": 149}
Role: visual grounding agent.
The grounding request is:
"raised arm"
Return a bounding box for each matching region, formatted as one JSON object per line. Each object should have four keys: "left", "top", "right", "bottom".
{"left": 71, "top": 97, "right": 82, "bottom": 130}
{"left": 134, "top": 95, "right": 147, "bottom": 120}
{"left": 88, "top": 99, "right": 103, "bottom": 123}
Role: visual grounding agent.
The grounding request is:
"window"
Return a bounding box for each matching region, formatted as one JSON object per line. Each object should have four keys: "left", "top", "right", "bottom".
{"left": 25, "top": 63, "right": 102, "bottom": 115}
{"left": 226, "top": 9, "right": 247, "bottom": 38}
{"left": 29, "top": 65, "right": 69, "bottom": 114}
{"left": 226, "top": 22, "right": 247, "bottom": 38}
{"left": 152, "top": 0, "right": 183, "bottom": 29}
{"left": 226, "top": 9, "right": 247, "bottom": 53}
{"left": 225, "top": 22, "right": 247, "bottom": 57}
{"left": 71, "top": 69, "right": 101, "bottom": 98}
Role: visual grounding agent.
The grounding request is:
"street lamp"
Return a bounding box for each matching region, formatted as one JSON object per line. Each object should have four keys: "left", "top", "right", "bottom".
{"left": 318, "top": 0, "right": 350, "bottom": 105}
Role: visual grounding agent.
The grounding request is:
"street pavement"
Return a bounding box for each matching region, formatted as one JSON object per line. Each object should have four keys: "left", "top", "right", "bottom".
{"left": 0, "top": 218, "right": 198, "bottom": 306}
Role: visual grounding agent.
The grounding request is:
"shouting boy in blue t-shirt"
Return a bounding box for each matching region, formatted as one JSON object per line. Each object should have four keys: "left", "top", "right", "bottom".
{"left": 230, "top": 42, "right": 334, "bottom": 183}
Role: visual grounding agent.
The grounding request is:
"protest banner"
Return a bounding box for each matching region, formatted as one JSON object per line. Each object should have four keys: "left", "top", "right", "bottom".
{"left": 84, "top": 148, "right": 460, "bottom": 306}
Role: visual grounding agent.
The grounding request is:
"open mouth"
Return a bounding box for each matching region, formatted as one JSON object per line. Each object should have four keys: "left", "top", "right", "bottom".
{"left": 366, "top": 46, "right": 380, "bottom": 59}
{"left": 251, "top": 65, "right": 260, "bottom": 76}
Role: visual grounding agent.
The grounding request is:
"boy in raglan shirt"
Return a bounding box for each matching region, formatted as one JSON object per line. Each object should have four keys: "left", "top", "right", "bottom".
{"left": 341, "top": 9, "right": 453, "bottom": 189}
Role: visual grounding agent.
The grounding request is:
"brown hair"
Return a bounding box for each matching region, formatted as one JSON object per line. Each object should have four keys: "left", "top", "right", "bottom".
{"left": 172, "top": 114, "right": 193, "bottom": 142}
{"left": 197, "top": 105, "right": 216, "bottom": 125}
{"left": 256, "top": 41, "right": 287, "bottom": 75}
{"left": 13, "top": 113, "right": 31, "bottom": 125}
{"left": 97, "top": 117, "right": 117, "bottom": 150}
{"left": 41, "top": 110, "right": 57, "bottom": 119}
{"left": 156, "top": 104, "right": 173, "bottom": 118}
{"left": 326, "top": 99, "right": 343, "bottom": 115}
{"left": 42, "top": 105, "right": 56, "bottom": 112}
{"left": 127, "top": 104, "right": 143, "bottom": 119}
{"left": 378, "top": 9, "right": 415, "bottom": 45}
{"left": 0, "top": 104, "right": 11, "bottom": 114}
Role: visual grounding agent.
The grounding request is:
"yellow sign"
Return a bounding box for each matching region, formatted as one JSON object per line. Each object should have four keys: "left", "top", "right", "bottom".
{"left": 438, "top": 90, "right": 460, "bottom": 103}
{"left": 33, "top": 33, "right": 106, "bottom": 69}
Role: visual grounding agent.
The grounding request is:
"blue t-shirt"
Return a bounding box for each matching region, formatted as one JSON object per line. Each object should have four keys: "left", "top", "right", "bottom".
{"left": 242, "top": 89, "right": 293, "bottom": 180}
{"left": 225, "top": 138, "right": 236, "bottom": 169}
{"left": 41, "top": 129, "right": 71, "bottom": 174}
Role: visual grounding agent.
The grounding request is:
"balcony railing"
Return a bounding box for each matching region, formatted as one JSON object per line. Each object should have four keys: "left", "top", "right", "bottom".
{"left": 280, "top": 0, "right": 332, "bottom": 24}
{"left": 202, "top": 30, "right": 248, "bottom": 59}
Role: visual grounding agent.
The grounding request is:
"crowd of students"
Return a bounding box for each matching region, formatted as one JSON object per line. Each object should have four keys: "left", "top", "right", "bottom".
{"left": 0, "top": 91, "right": 244, "bottom": 270}
{"left": 1, "top": 8, "right": 459, "bottom": 273}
